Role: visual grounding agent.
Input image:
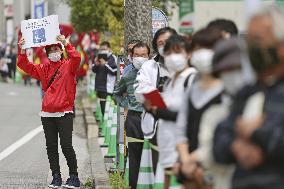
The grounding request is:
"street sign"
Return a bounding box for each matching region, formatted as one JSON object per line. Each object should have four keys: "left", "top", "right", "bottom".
{"left": 152, "top": 7, "right": 169, "bottom": 37}
{"left": 179, "top": 0, "right": 194, "bottom": 34}
{"left": 276, "top": 0, "right": 284, "bottom": 6}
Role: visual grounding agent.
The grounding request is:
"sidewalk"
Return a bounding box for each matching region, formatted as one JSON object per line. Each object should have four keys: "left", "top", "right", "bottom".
{"left": 82, "top": 95, "right": 111, "bottom": 189}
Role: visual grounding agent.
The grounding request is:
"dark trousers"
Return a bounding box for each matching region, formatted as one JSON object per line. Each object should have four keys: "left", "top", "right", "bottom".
{"left": 41, "top": 113, "right": 78, "bottom": 175}
{"left": 0, "top": 70, "right": 8, "bottom": 81}
{"left": 7, "top": 63, "right": 15, "bottom": 79}
{"left": 126, "top": 111, "right": 144, "bottom": 189}
{"left": 97, "top": 91, "right": 112, "bottom": 116}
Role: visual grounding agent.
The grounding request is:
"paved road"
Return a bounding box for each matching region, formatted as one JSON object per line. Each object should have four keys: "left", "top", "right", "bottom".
{"left": 0, "top": 82, "right": 48, "bottom": 188}
{"left": 0, "top": 82, "right": 91, "bottom": 188}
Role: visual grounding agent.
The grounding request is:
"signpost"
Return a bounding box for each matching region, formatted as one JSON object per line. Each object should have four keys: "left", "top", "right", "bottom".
{"left": 179, "top": 0, "right": 194, "bottom": 34}
{"left": 152, "top": 7, "right": 169, "bottom": 37}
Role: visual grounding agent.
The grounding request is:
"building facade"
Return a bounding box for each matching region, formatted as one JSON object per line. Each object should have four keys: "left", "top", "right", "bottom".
{"left": 0, "top": 0, "right": 5, "bottom": 42}
{"left": 0, "top": 0, "right": 70, "bottom": 44}
{"left": 169, "top": 0, "right": 277, "bottom": 34}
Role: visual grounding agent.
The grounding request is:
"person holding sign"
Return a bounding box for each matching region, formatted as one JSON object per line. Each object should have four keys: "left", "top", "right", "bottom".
{"left": 17, "top": 34, "right": 81, "bottom": 189}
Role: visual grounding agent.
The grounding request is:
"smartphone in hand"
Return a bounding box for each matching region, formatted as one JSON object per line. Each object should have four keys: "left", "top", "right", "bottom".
{"left": 98, "top": 53, "right": 108, "bottom": 61}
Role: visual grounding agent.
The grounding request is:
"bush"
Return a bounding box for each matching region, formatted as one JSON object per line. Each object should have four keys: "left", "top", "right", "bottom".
{"left": 83, "top": 177, "right": 94, "bottom": 188}
{"left": 109, "top": 172, "right": 129, "bottom": 189}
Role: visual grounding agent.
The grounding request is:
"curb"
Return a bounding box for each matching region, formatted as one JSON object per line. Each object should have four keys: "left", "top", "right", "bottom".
{"left": 82, "top": 97, "right": 111, "bottom": 189}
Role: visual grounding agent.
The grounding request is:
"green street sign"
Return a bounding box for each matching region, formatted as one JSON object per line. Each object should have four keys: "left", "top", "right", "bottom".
{"left": 276, "top": 0, "right": 284, "bottom": 6}
{"left": 179, "top": 0, "right": 194, "bottom": 34}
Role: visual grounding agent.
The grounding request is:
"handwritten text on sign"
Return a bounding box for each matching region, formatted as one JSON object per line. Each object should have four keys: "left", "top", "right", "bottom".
{"left": 21, "top": 15, "right": 60, "bottom": 49}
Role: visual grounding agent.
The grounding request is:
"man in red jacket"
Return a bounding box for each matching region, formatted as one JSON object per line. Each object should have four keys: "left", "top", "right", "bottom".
{"left": 18, "top": 35, "right": 81, "bottom": 188}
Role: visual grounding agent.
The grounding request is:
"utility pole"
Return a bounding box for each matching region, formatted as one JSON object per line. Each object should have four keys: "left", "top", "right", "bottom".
{"left": 0, "top": 0, "right": 6, "bottom": 42}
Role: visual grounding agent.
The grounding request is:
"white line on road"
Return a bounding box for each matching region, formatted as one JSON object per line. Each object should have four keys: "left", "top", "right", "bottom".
{"left": 0, "top": 125, "right": 43, "bottom": 161}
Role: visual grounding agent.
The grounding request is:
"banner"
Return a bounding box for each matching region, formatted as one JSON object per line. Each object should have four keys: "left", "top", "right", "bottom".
{"left": 21, "top": 15, "right": 60, "bottom": 49}
{"left": 31, "top": 0, "right": 48, "bottom": 19}
{"left": 179, "top": 0, "right": 194, "bottom": 34}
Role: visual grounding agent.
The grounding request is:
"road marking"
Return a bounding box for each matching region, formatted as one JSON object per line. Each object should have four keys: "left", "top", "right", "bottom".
{"left": 7, "top": 91, "right": 18, "bottom": 96}
{"left": 0, "top": 125, "right": 43, "bottom": 161}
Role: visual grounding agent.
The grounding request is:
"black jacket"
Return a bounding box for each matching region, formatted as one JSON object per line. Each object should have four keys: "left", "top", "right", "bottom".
{"left": 92, "top": 54, "right": 117, "bottom": 93}
{"left": 213, "top": 80, "right": 284, "bottom": 189}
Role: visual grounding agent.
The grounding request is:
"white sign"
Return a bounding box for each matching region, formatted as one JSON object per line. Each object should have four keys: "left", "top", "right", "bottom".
{"left": 21, "top": 15, "right": 60, "bottom": 49}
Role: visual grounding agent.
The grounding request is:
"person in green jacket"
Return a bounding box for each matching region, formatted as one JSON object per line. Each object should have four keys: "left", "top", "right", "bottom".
{"left": 113, "top": 42, "right": 150, "bottom": 189}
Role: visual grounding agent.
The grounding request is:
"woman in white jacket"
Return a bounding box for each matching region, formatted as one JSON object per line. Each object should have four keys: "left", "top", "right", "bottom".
{"left": 134, "top": 27, "right": 177, "bottom": 173}
{"left": 144, "top": 35, "right": 196, "bottom": 188}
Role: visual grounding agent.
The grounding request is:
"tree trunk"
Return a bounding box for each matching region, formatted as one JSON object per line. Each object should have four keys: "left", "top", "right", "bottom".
{"left": 124, "top": 0, "right": 152, "bottom": 51}
{"left": 0, "top": 0, "right": 6, "bottom": 42}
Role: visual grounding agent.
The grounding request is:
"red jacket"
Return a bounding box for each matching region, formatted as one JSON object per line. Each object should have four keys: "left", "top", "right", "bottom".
{"left": 17, "top": 44, "right": 81, "bottom": 113}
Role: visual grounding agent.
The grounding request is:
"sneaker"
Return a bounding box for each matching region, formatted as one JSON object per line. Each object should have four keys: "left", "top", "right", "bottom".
{"left": 48, "top": 173, "right": 62, "bottom": 188}
{"left": 62, "top": 174, "right": 80, "bottom": 188}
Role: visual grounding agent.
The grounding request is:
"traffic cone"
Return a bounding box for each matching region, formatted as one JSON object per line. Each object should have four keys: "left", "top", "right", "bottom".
{"left": 154, "top": 162, "right": 164, "bottom": 189}
{"left": 124, "top": 156, "right": 129, "bottom": 185}
{"left": 105, "top": 105, "right": 118, "bottom": 158}
{"left": 154, "top": 164, "right": 182, "bottom": 189}
{"left": 87, "top": 72, "right": 95, "bottom": 96}
{"left": 15, "top": 70, "right": 22, "bottom": 84}
{"left": 99, "top": 121, "right": 106, "bottom": 138}
{"left": 118, "top": 143, "right": 125, "bottom": 172}
{"left": 137, "top": 139, "right": 155, "bottom": 189}
{"left": 90, "top": 91, "right": 97, "bottom": 101}
{"left": 101, "top": 97, "right": 112, "bottom": 139}
{"left": 169, "top": 175, "right": 181, "bottom": 189}
{"left": 101, "top": 100, "right": 114, "bottom": 147}
{"left": 95, "top": 101, "right": 102, "bottom": 122}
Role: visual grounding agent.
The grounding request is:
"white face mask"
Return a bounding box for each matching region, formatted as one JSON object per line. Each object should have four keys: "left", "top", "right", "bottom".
{"left": 221, "top": 70, "right": 245, "bottom": 95}
{"left": 191, "top": 49, "right": 214, "bottom": 74}
{"left": 158, "top": 46, "right": 164, "bottom": 57}
{"left": 164, "top": 53, "right": 188, "bottom": 73}
{"left": 132, "top": 57, "right": 148, "bottom": 69}
{"left": 48, "top": 52, "right": 61, "bottom": 62}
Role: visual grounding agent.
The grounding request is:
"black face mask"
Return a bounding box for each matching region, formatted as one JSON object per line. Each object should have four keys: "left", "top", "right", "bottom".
{"left": 248, "top": 45, "right": 279, "bottom": 73}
